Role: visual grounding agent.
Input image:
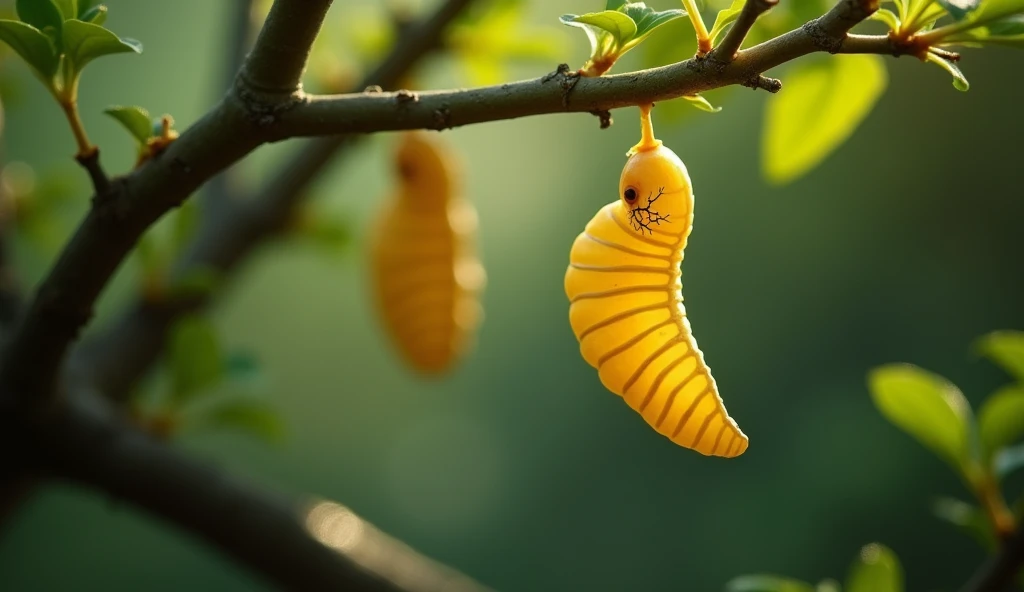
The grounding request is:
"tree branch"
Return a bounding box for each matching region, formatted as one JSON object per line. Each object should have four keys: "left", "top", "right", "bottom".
{"left": 29, "top": 390, "right": 489, "bottom": 592}
{"left": 239, "top": 0, "right": 332, "bottom": 96}
{"left": 712, "top": 0, "right": 779, "bottom": 63}
{"left": 961, "top": 526, "right": 1024, "bottom": 592}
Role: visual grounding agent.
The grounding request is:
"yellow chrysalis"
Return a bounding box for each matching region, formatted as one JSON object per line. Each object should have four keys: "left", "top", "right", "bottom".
{"left": 370, "top": 131, "right": 486, "bottom": 375}
{"left": 564, "top": 105, "right": 748, "bottom": 457}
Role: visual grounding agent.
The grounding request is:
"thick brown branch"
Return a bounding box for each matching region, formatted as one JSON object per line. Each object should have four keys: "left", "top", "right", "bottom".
{"left": 711, "top": 0, "right": 779, "bottom": 63}
{"left": 32, "top": 391, "right": 489, "bottom": 592}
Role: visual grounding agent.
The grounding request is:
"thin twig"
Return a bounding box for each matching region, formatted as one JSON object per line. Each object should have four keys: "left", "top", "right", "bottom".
{"left": 712, "top": 0, "right": 779, "bottom": 62}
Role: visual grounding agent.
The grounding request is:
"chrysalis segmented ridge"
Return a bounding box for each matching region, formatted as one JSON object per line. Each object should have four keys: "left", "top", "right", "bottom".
{"left": 563, "top": 105, "right": 747, "bottom": 457}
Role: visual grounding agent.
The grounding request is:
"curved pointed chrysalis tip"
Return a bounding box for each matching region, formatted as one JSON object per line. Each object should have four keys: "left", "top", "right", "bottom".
{"left": 627, "top": 103, "right": 662, "bottom": 157}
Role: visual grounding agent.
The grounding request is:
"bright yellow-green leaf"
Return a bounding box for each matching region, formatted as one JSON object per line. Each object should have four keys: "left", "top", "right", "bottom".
{"left": 683, "top": 93, "right": 722, "bottom": 113}
{"left": 978, "top": 386, "right": 1024, "bottom": 461}
{"left": 870, "top": 8, "right": 902, "bottom": 30}
{"left": 762, "top": 54, "right": 887, "bottom": 185}
{"left": 868, "top": 363, "right": 973, "bottom": 472}
{"left": 845, "top": 543, "right": 904, "bottom": 592}
{"left": 925, "top": 50, "right": 969, "bottom": 90}
{"left": 709, "top": 0, "right": 745, "bottom": 44}
{"left": 975, "top": 330, "right": 1024, "bottom": 382}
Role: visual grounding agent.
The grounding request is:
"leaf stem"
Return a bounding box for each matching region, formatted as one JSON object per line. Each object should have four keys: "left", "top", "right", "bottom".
{"left": 57, "top": 74, "right": 95, "bottom": 158}
{"left": 975, "top": 472, "right": 1018, "bottom": 540}
{"left": 681, "top": 0, "right": 712, "bottom": 54}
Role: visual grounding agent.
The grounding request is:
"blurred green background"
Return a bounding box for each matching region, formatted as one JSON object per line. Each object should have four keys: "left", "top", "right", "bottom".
{"left": 0, "top": 0, "right": 1022, "bottom": 590}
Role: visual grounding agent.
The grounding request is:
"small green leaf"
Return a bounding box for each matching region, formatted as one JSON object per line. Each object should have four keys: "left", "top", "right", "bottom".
{"left": 51, "top": 0, "right": 75, "bottom": 19}
{"left": 978, "top": 386, "right": 1024, "bottom": 462}
{"left": 683, "top": 93, "right": 722, "bottom": 113}
{"left": 975, "top": 330, "right": 1024, "bottom": 382}
{"left": 621, "top": 3, "right": 686, "bottom": 43}
{"left": 868, "top": 363, "right": 973, "bottom": 472}
{"left": 169, "top": 315, "right": 223, "bottom": 401}
{"left": 762, "top": 54, "right": 887, "bottom": 185}
{"left": 709, "top": 0, "right": 745, "bottom": 44}
{"left": 76, "top": 0, "right": 99, "bottom": 17}
{"left": 15, "top": 0, "right": 63, "bottom": 37}
{"left": 189, "top": 399, "right": 285, "bottom": 444}
{"left": 725, "top": 575, "right": 815, "bottom": 592}
{"left": 605, "top": 0, "right": 623, "bottom": 9}
{"left": 938, "top": 0, "right": 982, "bottom": 19}
{"left": 570, "top": 10, "right": 637, "bottom": 45}
{"left": 995, "top": 443, "right": 1024, "bottom": 479}
{"left": 846, "top": 543, "right": 903, "bottom": 592}
{"left": 104, "top": 105, "right": 152, "bottom": 145}
{"left": 62, "top": 19, "right": 141, "bottom": 74}
{"left": 79, "top": 4, "right": 106, "bottom": 25}
{"left": 869, "top": 8, "right": 902, "bottom": 31}
{"left": 932, "top": 496, "right": 998, "bottom": 551}
{"left": 0, "top": 20, "right": 58, "bottom": 79}
{"left": 925, "top": 50, "right": 969, "bottom": 90}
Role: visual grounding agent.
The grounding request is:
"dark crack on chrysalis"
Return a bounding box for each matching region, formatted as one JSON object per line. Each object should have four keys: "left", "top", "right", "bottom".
{"left": 628, "top": 188, "right": 670, "bottom": 234}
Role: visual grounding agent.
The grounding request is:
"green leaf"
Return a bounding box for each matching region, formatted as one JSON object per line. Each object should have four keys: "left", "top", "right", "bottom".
{"left": 605, "top": 0, "right": 623, "bottom": 9}
{"left": 925, "top": 50, "right": 969, "bottom": 90}
{"left": 621, "top": 3, "right": 687, "bottom": 43}
{"left": 51, "top": 0, "right": 75, "bottom": 19}
{"left": 975, "top": 330, "right": 1024, "bottom": 382}
{"left": 62, "top": 18, "right": 141, "bottom": 75}
{"left": 870, "top": 8, "right": 903, "bottom": 30}
{"left": 77, "top": 0, "right": 100, "bottom": 17}
{"left": 169, "top": 315, "right": 223, "bottom": 402}
{"left": 570, "top": 10, "right": 637, "bottom": 44}
{"left": 995, "top": 442, "right": 1024, "bottom": 479}
{"left": 0, "top": 20, "right": 58, "bottom": 79}
{"left": 683, "top": 93, "right": 722, "bottom": 113}
{"left": 189, "top": 399, "right": 285, "bottom": 444}
{"left": 709, "top": 0, "right": 745, "bottom": 44}
{"left": 868, "top": 363, "right": 973, "bottom": 472}
{"left": 846, "top": 543, "right": 903, "bottom": 592}
{"left": 79, "top": 4, "right": 106, "bottom": 25}
{"left": 762, "top": 54, "right": 887, "bottom": 185}
{"left": 725, "top": 575, "right": 815, "bottom": 592}
{"left": 560, "top": 10, "right": 637, "bottom": 61}
{"left": 15, "top": 0, "right": 63, "bottom": 37}
{"left": 938, "top": 0, "right": 981, "bottom": 19}
{"left": 978, "top": 386, "right": 1024, "bottom": 462}
{"left": 932, "top": 496, "right": 998, "bottom": 551}
{"left": 103, "top": 105, "right": 152, "bottom": 145}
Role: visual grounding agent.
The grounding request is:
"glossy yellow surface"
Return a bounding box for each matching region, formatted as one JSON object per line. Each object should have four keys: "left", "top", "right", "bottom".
{"left": 370, "top": 131, "right": 486, "bottom": 375}
{"left": 564, "top": 106, "right": 748, "bottom": 457}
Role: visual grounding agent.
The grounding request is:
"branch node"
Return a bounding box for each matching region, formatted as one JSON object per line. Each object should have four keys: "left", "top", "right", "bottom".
{"left": 541, "top": 63, "right": 580, "bottom": 107}
{"left": 711, "top": 0, "right": 780, "bottom": 63}
{"left": 743, "top": 74, "right": 782, "bottom": 93}
{"left": 395, "top": 89, "right": 420, "bottom": 104}
{"left": 432, "top": 107, "right": 452, "bottom": 130}
{"left": 589, "top": 109, "right": 613, "bottom": 129}
{"left": 74, "top": 149, "right": 112, "bottom": 198}
{"left": 233, "top": 75, "right": 309, "bottom": 127}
